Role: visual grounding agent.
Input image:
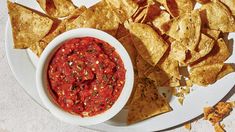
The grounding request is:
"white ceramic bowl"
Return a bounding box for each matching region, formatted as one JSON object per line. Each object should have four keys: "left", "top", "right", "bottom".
{"left": 36, "top": 28, "right": 134, "bottom": 126}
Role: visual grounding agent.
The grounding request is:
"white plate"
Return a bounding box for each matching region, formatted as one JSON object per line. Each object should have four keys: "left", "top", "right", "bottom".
{"left": 5, "top": 0, "right": 235, "bottom": 131}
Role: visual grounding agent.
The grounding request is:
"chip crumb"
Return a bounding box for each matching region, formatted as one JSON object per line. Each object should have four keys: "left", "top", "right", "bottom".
{"left": 184, "top": 122, "right": 191, "bottom": 130}
{"left": 203, "top": 102, "right": 234, "bottom": 125}
{"left": 178, "top": 97, "right": 185, "bottom": 105}
{"left": 214, "top": 123, "right": 225, "bottom": 132}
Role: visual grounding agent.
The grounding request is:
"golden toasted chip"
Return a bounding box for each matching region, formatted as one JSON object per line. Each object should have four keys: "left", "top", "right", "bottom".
{"left": 200, "top": 1, "right": 235, "bottom": 32}
{"left": 163, "top": 0, "right": 195, "bottom": 17}
{"left": 129, "top": 23, "right": 169, "bottom": 66}
{"left": 136, "top": 55, "right": 153, "bottom": 78}
{"left": 7, "top": 1, "right": 53, "bottom": 49}
{"left": 66, "top": 1, "right": 120, "bottom": 36}
{"left": 127, "top": 78, "right": 172, "bottom": 124}
{"left": 217, "top": 64, "right": 235, "bottom": 80}
{"left": 190, "top": 63, "right": 224, "bottom": 86}
{"left": 166, "top": 10, "right": 201, "bottom": 51}
{"left": 152, "top": 11, "right": 171, "bottom": 34}
{"left": 185, "top": 34, "right": 215, "bottom": 64}
{"left": 214, "top": 123, "right": 225, "bottom": 132}
{"left": 105, "top": 0, "right": 138, "bottom": 23}
{"left": 201, "top": 28, "right": 221, "bottom": 40}
{"left": 192, "top": 38, "right": 231, "bottom": 67}
{"left": 119, "top": 35, "right": 137, "bottom": 69}
{"left": 204, "top": 102, "right": 233, "bottom": 125}
{"left": 36, "top": 0, "right": 75, "bottom": 18}
{"left": 220, "top": 0, "right": 235, "bottom": 16}
{"left": 170, "top": 40, "right": 188, "bottom": 63}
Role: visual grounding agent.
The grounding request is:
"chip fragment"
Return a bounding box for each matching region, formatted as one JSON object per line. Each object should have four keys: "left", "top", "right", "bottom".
{"left": 203, "top": 102, "right": 234, "bottom": 125}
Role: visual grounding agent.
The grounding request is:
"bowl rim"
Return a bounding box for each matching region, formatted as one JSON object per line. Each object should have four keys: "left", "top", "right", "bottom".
{"left": 36, "top": 28, "right": 134, "bottom": 126}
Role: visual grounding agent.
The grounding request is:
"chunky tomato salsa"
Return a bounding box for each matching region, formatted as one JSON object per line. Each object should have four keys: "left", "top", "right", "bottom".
{"left": 47, "top": 37, "right": 126, "bottom": 117}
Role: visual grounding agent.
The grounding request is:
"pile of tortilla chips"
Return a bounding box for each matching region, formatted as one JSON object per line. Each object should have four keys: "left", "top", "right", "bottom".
{"left": 7, "top": 0, "right": 235, "bottom": 125}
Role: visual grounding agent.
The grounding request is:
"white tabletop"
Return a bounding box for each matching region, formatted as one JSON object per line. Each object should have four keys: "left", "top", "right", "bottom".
{"left": 1, "top": 0, "right": 235, "bottom": 132}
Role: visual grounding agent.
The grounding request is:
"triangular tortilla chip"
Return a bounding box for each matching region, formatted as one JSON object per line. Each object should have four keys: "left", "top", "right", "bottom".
{"left": 66, "top": 1, "right": 120, "bottom": 36}
{"left": 127, "top": 78, "right": 172, "bottom": 124}
{"left": 105, "top": 0, "right": 138, "bottom": 23}
{"left": 185, "top": 34, "right": 215, "bottom": 64}
{"left": 200, "top": 1, "right": 235, "bottom": 32}
{"left": 165, "top": 10, "right": 201, "bottom": 51}
{"left": 36, "top": 0, "right": 76, "bottom": 18}
{"left": 7, "top": 1, "right": 54, "bottom": 49}
{"left": 129, "top": 23, "right": 169, "bottom": 66}
{"left": 190, "top": 63, "right": 224, "bottom": 86}
{"left": 191, "top": 38, "right": 231, "bottom": 67}
{"left": 163, "top": 0, "right": 196, "bottom": 17}
{"left": 217, "top": 64, "right": 235, "bottom": 80}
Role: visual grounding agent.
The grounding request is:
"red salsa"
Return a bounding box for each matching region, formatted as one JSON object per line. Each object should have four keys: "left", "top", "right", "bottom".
{"left": 47, "top": 37, "right": 126, "bottom": 117}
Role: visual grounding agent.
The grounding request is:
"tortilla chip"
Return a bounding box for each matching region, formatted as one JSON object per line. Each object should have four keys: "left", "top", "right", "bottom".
{"left": 119, "top": 35, "right": 137, "bottom": 69}
{"left": 201, "top": 28, "right": 221, "bottom": 40}
{"left": 192, "top": 38, "right": 231, "bottom": 67}
{"left": 105, "top": 0, "right": 138, "bottom": 23}
{"left": 165, "top": 10, "right": 201, "bottom": 51}
{"left": 136, "top": 55, "right": 153, "bottom": 78}
{"left": 129, "top": 23, "right": 169, "bottom": 66}
{"left": 163, "top": 0, "right": 196, "bottom": 17}
{"left": 127, "top": 78, "right": 172, "bottom": 124}
{"left": 200, "top": 1, "right": 235, "bottom": 32}
{"left": 66, "top": 1, "right": 120, "bottom": 36}
{"left": 36, "top": 0, "right": 75, "bottom": 18}
{"left": 189, "top": 63, "right": 224, "bottom": 86}
{"left": 185, "top": 34, "right": 215, "bottom": 64}
{"left": 152, "top": 11, "right": 171, "bottom": 34}
{"left": 217, "top": 64, "right": 235, "bottom": 80}
{"left": 7, "top": 1, "right": 53, "bottom": 49}
{"left": 220, "top": 0, "right": 235, "bottom": 16}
